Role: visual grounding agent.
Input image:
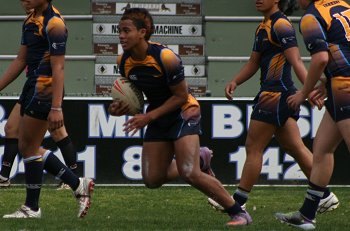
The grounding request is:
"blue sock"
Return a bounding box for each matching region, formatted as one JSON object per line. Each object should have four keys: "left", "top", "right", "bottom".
{"left": 233, "top": 187, "right": 250, "bottom": 206}
{"left": 24, "top": 156, "right": 43, "bottom": 211}
{"left": 56, "top": 136, "right": 78, "bottom": 175}
{"left": 0, "top": 138, "right": 19, "bottom": 179}
{"left": 322, "top": 187, "right": 330, "bottom": 199}
{"left": 226, "top": 202, "right": 244, "bottom": 217}
{"left": 299, "top": 181, "right": 326, "bottom": 220}
{"left": 42, "top": 151, "right": 79, "bottom": 191}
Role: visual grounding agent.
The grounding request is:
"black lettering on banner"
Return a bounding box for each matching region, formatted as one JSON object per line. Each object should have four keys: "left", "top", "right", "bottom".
{"left": 112, "top": 25, "right": 118, "bottom": 34}
{"left": 113, "top": 65, "right": 119, "bottom": 74}
{"left": 154, "top": 25, "right": 183, "bottom": 34}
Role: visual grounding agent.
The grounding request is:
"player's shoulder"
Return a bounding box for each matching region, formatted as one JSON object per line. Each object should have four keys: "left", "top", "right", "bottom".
{"left": 154, "top": 46, "right": 180, "bottom": 66}
{"left": 300, "top": 13, "right": 319, "bottom": 31}
{"left": 147, "top": 42, "right": 181, "bottom": 67}
{"left": 46, "top": 5, "right": 66, "bottom": 29}
{"left": 272, "top": 12, "right": 293, "bottom": 30}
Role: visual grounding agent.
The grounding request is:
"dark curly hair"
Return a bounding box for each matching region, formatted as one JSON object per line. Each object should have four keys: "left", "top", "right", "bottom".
{"left": 121, "top": 8, "right": 155, "bottom": 41}
{"left": 278, "top": 0, "right": 299, "bottom": 15}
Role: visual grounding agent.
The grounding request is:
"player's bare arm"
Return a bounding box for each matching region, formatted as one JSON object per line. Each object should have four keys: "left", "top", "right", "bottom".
{"left": 225, "top": 51, "right": 260, "bottom": 100}
{"left": 0, "top": 45, "right": 27, "bottom": 91}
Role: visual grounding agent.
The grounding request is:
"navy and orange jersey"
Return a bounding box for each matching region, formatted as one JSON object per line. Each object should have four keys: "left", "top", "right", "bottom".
{"left": 21, "top": 4, "right": 67, "bottom": 80}
{"left": 118, "top": 42, "right": 199, "bottom": 113}
{"left": 300, "top": 0, "right": 350, "bottom": 79}
{"left": 253, "top": 11, "right": 298, "bottom": 92}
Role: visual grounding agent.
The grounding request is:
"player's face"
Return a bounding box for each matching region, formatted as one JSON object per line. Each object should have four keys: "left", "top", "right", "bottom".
{"left": 255, "top": 0, "right": 278, "bottom": 13}
{"left": 23, "top": 0, "right": 47, "bottom": 10}
{"left": 20, "top": 0, "right": 33, "bottom": 14}
{"left": 118, "top": 19, "right": 147, "bottom": 51}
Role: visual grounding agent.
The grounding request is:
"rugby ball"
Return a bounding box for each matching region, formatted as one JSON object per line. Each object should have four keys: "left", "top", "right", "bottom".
{"left": 111, "top": 76, "right": 144, "bottom": 115}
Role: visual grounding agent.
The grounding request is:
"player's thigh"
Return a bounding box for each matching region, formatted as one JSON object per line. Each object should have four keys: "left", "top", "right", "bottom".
{"left": 275, "top": 118, "right": 305, "bottom": 151}
{"left": 18, "top": 115, "right": 48, "bottom": 157}
{"left": 173, "top": 134, "right": 200, "bottom": 174}
{"left": 314, "top": 111, "right": 342, "bottom": 154}
{"left": 5, "top": 103, "right": 21, "bottom": 137}
{"left": 245, "top": 119, "right": 276, "bottom": 153}
{"left": 336, "top": 118, "right": 350, "bottom": 151}
{"left": 142, "top": 141, "right": 174, "bottom": 178}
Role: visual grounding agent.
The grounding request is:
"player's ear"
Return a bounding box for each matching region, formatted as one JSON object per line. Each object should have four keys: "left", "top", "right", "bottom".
{"left": 139, "top": 28, "right": 147, "bottom": 39}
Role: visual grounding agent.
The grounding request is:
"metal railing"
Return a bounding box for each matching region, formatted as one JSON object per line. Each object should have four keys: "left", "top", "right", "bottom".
{"left": 0, "top": 15, "right": 301, "bottom": 22}
{"left": 205, "top": 16, "right": 302, "bottom": 22}
{"left": 0, "top": 55, "right": 96, "bottom": 61}
{"left": 0, "top": 55, "right": 312, "bottom": 62}
{"left": 0, "top": 15, "right": 92, "bottom": 21}
{"left": 0, "top": 15, "right": 305, "bottom": 63}
{"left": 207, "top": 56, "right": 311, "bottom": 62}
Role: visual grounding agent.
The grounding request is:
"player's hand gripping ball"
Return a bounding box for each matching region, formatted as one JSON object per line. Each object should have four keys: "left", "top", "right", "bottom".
{"left": 111, "top": 77, "right": 144, "bottom": 115}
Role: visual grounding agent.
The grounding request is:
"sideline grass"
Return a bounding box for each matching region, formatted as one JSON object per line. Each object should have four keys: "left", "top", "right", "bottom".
{"left": 0, "top": 186, "right": 348, "bottom": 230}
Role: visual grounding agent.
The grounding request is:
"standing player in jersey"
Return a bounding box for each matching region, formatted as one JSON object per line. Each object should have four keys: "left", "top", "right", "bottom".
{"left": 108, "top": 7, "right": 252, "bottom": 226}
{"left": 0, "top": 0, "right": 79, "bottom": 190}
{"left": 0, "top": 0, "right": 93, "bottom": 218}
{"left": 275, "top": 0, "right": 350, "bottom": 229}
{"left": 208, "top": 0, "right": 338, "bottom": 219}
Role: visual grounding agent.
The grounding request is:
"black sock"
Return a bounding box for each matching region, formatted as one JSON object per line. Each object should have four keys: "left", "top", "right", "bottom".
{"left": 322, "top": 187, "right": 330, "bottom": 199}
{"left": 24, "top": 156, "right": 43, "bottom": 211}
{"left": 43, "top": 151, "right": 80, "bottom": 191}
{"left": 225, "top": 202, "right": 244, "bottom": 217}
{"left": 56, "top": 136, "right": 78, "bottom": 175}
{"left": 0, "top": 138, "right": 19, "bottom": 179}
{"left": 233, "top": 187, "right": 250, "bottom": 206}
{"left": 299, "top": 181, "right": 327, "bottom": 220}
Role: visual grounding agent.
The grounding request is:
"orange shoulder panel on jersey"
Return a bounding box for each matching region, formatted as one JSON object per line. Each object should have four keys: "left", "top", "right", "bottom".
{"left": 160, "top": 48, "right": 181, "bottom": 73}
{"left": 300, "top": 14, "right": 320, "bottom": 36}
{"left": 181, "top": 94, "right": 199, "bottom": 111}
{"left": 46, "top": 16, "right": 65, "bottom": 32}
{"left": 274, "top": 18, "right": 293, "bottom": 34}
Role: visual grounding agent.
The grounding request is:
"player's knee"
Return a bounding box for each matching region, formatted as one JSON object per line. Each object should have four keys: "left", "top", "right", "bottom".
{"left": 178, "top": 167, "right": 199, "bottom": 184}
{"left": 143, "top": 178, "right": 163, "bottom": 189}
{"left": 142, "top": 172, "right": 164, "bottom": 189}
{"left": 245, "top": 142, "right": 264, "bottom": 156}
{"left": 4, "top": 122, "right": 19, "bottom": 137}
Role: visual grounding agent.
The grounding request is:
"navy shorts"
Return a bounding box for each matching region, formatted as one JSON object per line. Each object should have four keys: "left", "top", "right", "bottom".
{"left": 251, "top": 90, "right": 299, "bottom": 127}
{"left": 325, "top": 77, "right": 350, "bottom": 122}
{"left": 144, "top": 110, "right": 202, "bottom": 141}
{"left": 19, "top": 79, "right": 52, "bottom": 121}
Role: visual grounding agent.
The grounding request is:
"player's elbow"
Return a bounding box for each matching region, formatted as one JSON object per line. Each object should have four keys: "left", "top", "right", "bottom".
{"left": 313, "top": 52, "right": 329, "bottom": 68}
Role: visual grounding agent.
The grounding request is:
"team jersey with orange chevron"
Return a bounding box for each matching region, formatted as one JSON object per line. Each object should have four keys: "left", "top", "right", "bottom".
{"left": 300, "top": 0, "right": 350, "bottom": 78}
{"left": 21, "top": 3, "right": 67, "bottom": 100}
{"left": 118, "top": 43, "right": 199, "bottom": 113}
{"left": 253, "top": 11, "right": 298, "bottom": 92}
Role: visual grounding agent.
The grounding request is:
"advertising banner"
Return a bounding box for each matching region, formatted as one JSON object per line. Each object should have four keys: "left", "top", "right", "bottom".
{"left": 1, "top": 98, "right": 349, "bottom": 185}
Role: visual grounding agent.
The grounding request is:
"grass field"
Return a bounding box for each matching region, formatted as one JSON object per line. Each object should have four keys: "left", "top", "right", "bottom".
{"left": 0, "top": 186, "right": 348, "bottom": 230}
